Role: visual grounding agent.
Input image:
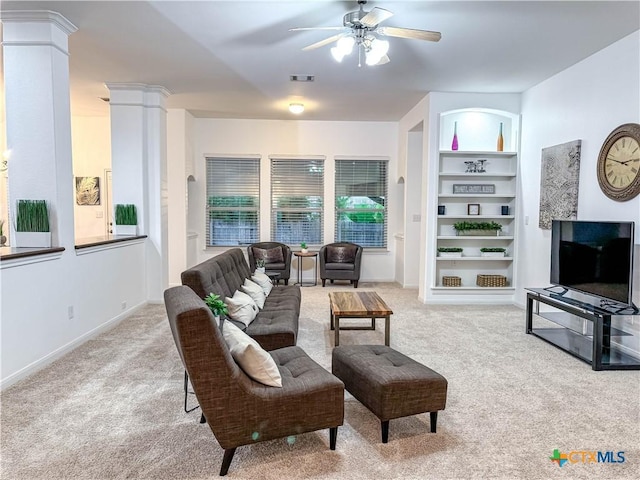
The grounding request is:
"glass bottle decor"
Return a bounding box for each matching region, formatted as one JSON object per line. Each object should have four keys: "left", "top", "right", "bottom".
{"left": 497, "top": 122, "right": 504, "bottom": 152}
{"left": 451, "top": 121, "right": 459, "bottom": 151}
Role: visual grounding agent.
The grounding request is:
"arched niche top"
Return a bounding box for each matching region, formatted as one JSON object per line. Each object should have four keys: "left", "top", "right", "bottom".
{"left": 440, "top": 107, "right": 519, "bottom": 152}
{"left": 187, "top": 175, "right": 196, "bottom": 182}
{"left": 397, "top": 176, "right": 405, "bottom": 184}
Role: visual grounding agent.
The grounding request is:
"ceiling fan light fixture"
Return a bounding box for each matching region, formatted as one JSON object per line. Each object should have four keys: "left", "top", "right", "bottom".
{"left": 365, "top": 38, "right": 390, "bottom": 66}
{"left": 289, "top": 103, "right": 305, "bottom": 114}
{"left": 331, "top": 46, "right": 346, "bottom": 62}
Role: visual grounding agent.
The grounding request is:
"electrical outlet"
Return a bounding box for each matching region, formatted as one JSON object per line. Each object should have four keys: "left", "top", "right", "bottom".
{"left": 412, "top": 214, "right": 421, "bottom": 222}
{"left": 68, "top": 306, "right": 74, "bottom": 319}
{"left": 121, "top": 301, "right": 127, "bottom": 311}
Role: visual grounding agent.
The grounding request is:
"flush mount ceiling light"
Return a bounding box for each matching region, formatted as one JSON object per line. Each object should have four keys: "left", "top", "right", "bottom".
{"left": 290, "top": 0, "right": 441, "bottom": 67}
{"left": 289, "top": 103, "right": 305, "bottom": 114}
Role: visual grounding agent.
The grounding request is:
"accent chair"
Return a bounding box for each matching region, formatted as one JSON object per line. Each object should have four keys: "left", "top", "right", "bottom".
{"left": 319, "top": 242, "right": 363, "bottom": 288}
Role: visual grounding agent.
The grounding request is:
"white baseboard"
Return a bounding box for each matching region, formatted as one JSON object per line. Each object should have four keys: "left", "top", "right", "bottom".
{"left": 0, "top": 301, "right": 147, "bottom": 391}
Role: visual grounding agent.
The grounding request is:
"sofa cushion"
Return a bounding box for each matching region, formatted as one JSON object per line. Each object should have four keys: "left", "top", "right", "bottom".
{"left": 252, "top": 246, "right": 284, "bottom": 264}
{"left": 327, "top": 245, "right": 357, "bottom": 264}
{"left": 221, "top": 321, "right": 282, "bottom": 387}
{"left": 242, "top": 278, "right": 266, "bottom": 309}
{"left": 225, "top": 290, "right": 259, "bottom": 327}
{"left": 325, "top": 262, "right": 355, "bottom": 271}
{"left": 252, "top": 271, "right": 274, "bottom": 296}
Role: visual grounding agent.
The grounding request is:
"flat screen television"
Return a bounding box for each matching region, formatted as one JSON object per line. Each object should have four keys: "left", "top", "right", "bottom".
{"left": 550, "top": 220, "right": 635, "bottom": 306}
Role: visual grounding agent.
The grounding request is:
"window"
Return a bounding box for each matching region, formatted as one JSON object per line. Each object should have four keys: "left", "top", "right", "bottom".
{"left": 271, "top": 157, "right": 324, "bottom": 245}
{"left": 206, "top": 157, "right": 259, "bottom": 246}
{"left": 335, "top": 158, "right": 388, "bottom": 248}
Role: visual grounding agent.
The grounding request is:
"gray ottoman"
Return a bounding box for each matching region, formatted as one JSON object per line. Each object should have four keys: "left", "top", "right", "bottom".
{"left": 332, "top": 345, "right": 447, "bottom": 443}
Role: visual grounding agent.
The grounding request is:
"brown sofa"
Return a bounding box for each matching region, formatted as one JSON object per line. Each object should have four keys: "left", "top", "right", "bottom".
{"left": 181, "top": 248, "right": 300, "bottom": 351}
{"left": 165, "top": 286, "right": 344, "bottom": 476}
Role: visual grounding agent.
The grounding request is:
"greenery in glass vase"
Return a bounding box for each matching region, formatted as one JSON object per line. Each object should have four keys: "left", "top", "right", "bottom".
{"left": 16, "top": 200, "right": 50, "bottom": 232}
{"left": 115, "top": 204, "right": 137, "bottom": 225}
{"left": 453, "top": 221, "right": 502, "bottom": 232}
{"left": 204, "top": 293, "right": 228, "bottom": 317}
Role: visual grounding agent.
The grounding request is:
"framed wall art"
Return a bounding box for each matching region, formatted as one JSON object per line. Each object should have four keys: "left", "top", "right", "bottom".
{"left": 75, "top": 176, "right": 101, "bottom": 206}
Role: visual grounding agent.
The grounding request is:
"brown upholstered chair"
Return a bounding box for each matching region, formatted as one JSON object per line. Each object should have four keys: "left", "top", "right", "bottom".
{"left": 164, "top": 285, "right": 344, "bottom": 476}
{"left": 247, "top": 242, "right": 292, "bottom": 285}
{"left": 319, "top": 242, "right": 363, "bottom": 288}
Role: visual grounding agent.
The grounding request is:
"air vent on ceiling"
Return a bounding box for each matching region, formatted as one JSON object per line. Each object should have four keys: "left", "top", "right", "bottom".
{"left": 290, "top": 75, "right": 315, "bottom": 82}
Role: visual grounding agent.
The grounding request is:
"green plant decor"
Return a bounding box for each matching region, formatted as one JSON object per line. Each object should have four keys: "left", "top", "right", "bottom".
{"left": 300, "top": 241, "right": 307, "bottom": 249}
{"left": 256, "top": 258, "right": 266, "bottom": 268}
{"left": 437, "top": 247, "right": 463, "bottom": 252}
{"left": 204, "top": 293, "right": 228, "bottom": 318}
{"left": 0, "top": 219, "right": 4, "bottom": 236}
{"left": 453, "top": 221, "right": 502, "bottom": 231}
{"left": 480, "top": 247, "right": 506, "bottom": 252}
{"left": 115, "top": 204, "right": 137, "bottom": 225}
{"left": 16, "top": 200, "right": 50, "bottom": 232}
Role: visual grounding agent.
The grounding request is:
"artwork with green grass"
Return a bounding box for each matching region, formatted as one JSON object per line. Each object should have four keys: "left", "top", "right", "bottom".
{"left": 115, "top": 204, "right": 137, "bottom": 226}
{"left": 16, "top": 200, "right": 50, "bottom": 232}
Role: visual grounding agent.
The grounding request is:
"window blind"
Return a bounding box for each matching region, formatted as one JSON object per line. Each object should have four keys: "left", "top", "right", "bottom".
{"left": 206, "top": 157, "right": 260, "bottom": 246}
{"left": 335, "top": 159, "right": 388, "bottom": 248}
{"left": 271, "top": 158, "right": 324, "bottom": 245}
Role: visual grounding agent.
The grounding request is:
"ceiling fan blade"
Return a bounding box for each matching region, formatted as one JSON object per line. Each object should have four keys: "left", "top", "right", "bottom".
{"left": 378, "top": 26, "right": 441, "bottom": 42}
{"left": 289, "top": 26, "right": 345, "bottom": 32}
{"left": 360, "top": 7, "right": 394, "bottom": 27}
{"left": 302, "top": 33, "right": 344, "bottom": 51}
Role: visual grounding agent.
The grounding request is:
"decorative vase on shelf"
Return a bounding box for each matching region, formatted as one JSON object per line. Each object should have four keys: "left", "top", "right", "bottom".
{"left": 497, "top": 122, "right": 504, "bottom": 152}
{"left": 451, "top": 121, "right": 459, "bottom": 151}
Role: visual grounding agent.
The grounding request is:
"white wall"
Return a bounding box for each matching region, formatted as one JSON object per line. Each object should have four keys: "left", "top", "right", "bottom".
{"left": 193, "top": 119, "right": 399, "bottom": 282}
{"left": 71, "top": 116, "right": 111, "bottom": 239}
{"left": 518, "top": 31, "right": 640, "bottom": 307}
{"left": 1, "top": 242, "right": 148, "bottom": 388}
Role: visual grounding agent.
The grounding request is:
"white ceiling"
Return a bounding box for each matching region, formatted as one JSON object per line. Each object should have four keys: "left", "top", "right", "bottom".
{"left": 2, "top": 1, "right": 639, "bottom": 121}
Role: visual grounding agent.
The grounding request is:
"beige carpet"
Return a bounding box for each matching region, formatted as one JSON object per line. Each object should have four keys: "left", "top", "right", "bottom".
{"left": 1, "top": 283, "right": 639, "bottom": 479}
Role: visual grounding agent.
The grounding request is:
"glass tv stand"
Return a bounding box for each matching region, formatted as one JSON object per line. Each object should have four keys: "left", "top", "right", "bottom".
{"left": 526, "top": 287, "right": 640, "bottom": 371}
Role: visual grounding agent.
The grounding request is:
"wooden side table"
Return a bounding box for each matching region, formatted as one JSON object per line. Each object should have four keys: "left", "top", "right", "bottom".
{"left": 293, "top": 251, "right": 318, "bottom": 286}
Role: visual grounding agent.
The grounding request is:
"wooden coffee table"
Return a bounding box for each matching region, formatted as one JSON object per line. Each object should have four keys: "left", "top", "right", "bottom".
{"left": 328, "top": 291, "right": 393, "bottom": 346}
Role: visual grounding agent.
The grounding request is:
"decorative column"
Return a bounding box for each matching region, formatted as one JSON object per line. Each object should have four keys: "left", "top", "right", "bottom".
{"left": 1, "top": 11, "right": 78, "bottom": 247}
{"left": 106, "top": 83, "right": 170, "bottom": 302}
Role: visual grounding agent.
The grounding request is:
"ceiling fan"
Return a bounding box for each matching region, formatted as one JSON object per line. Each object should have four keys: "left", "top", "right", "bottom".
{"left": 289, "top": 0, "right": 441, "bottom": 66}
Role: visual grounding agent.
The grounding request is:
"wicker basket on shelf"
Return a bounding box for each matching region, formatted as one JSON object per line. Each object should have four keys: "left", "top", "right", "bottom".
{"left": 442, "top": 276, "right": 462, "bottom": 287}
{"left": 476, "top": 274, "right": 507, "bottom": 287}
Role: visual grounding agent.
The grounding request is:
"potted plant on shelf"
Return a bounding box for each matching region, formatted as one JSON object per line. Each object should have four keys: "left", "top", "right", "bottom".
{"left": 453, "top": 221, "right": 502, "bottom": 236}
{"left": 0, "top": 219, "right": 6, "bottom": 246}
{"left": 437, "top": 247, "right": 463, "bottom": 258}
{"left": 114, "top": 204, "right": 137, "bottom": 236}
{"left": 255, "top": 258, "right": 266, "bottom": 273}
{"left": 480, "top": 247, "right": 507, "bottom": 257}
{"left": 14, "top": 199, "right": 51, "bottom": 248}
{"left": 204, "top": 293, "right": 228, "bottom": 322}
{"left": 300, "top": 241, "right": 308, "bottom": 254}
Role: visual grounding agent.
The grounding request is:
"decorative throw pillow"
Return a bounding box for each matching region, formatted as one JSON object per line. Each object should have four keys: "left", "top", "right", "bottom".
{"left": 225, "top": 290, "right": 259, "bottom": 327}
{"left": 251, "top": 271, "right": 274, "bottom": 296}
{"left": 253, "top": 246, "right": 284, "bottom": 264}
{"left": 327, "top": 245, "right": 357, "bottom": 263}
{"left": 242, "top": 278, "right": 266, "bottom": 309}
{"left": 220, "top": 321, "right": 282, "bottom": 387}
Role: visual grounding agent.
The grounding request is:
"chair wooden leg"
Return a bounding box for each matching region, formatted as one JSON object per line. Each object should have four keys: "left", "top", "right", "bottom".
{"left": 322, "top": 279, "right": 326, "bottom": 287}
{"left": 354, "top": 280, "right": 358, "bottom": 288}
{"left": 200, "top": 413, "right": 206, "bottom": 424}
{"left": 430, "top": 411, "right": 438, "bottom": 433}
{"left": 329, "top": 427, "right": 338, "bottom": 450}
{"left": 381, "top": 420, "right": 389, "bottom": 443}
{"left": 220, "top": 448, "right": 236, "bottom": 476}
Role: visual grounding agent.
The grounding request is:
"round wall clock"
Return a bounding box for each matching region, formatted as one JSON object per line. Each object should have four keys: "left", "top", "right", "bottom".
{"left": 597, "top": 123, "right": 640, "bottom": 201}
